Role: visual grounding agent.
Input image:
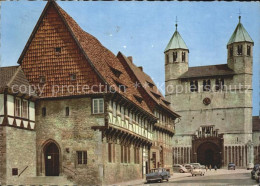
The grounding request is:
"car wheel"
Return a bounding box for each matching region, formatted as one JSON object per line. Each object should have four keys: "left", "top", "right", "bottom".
{"left": 159, "top": 179, "right": 162, "bottom": 183}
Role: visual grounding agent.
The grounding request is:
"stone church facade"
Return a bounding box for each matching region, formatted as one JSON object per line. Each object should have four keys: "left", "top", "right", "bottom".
{"left": 165, "top": 17, "right": 255, "bottom": 168}
{"left": 0, "top": 1, "right": 179, "bottom": 185}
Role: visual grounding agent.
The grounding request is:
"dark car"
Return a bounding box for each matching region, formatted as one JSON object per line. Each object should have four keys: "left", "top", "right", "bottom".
{"left": 228, "top": 163, "right": 235, "bottom": 170}
{"left": 146, "top": 168, "right": 170, "bottom": 183}
{"left": 251, "top": 164, "right": 260, "bottom": 179}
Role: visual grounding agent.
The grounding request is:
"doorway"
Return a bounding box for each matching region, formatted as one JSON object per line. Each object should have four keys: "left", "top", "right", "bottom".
{"left": 44, "top": 142, "right": 60, "bottom": 176}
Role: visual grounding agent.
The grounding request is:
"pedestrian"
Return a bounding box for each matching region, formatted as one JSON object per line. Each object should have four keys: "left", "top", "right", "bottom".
{"left": 214, "top": 165, "right": 217, "bottom": 171}
{"left": 206, "top": 166, "right": 208, "bottom": 172}
{"left": 209, "top": 164, "right": 212, "bottom": 171}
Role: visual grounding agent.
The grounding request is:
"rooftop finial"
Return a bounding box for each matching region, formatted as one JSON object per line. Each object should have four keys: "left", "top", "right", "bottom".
{"left": 175, "top": 16, "right": 178, "bottom": 31}
{"left": 238, "top": 9, "right": 241, "bottom": 23}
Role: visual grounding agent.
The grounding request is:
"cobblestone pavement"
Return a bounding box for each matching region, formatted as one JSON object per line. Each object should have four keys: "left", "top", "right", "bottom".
{"left": 111, "top": 169, "right": 258, "bottom": 186}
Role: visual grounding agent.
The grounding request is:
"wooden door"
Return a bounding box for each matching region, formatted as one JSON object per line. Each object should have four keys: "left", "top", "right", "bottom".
{"left": 45, "top": 143, "right": 59, "bottom": 176}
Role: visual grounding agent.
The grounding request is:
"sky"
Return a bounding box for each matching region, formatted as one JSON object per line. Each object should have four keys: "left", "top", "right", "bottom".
{"left": 0, "top": 1, "right": 259, "bottom": 116}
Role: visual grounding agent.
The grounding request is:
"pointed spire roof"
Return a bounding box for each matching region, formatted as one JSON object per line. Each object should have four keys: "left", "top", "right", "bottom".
{"left": 227, "top": 16, "right": 254, "bottom": 45}
{"left": 164, "top": 24, "right": 188, "bottom": 52}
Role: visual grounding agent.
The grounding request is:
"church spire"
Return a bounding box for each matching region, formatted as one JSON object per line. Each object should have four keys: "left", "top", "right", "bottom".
{"left": 164, "top": 20, "right": 189, "bottom": 53}
{"left": 227, "top": 13, "right": 253, "bottom": 46}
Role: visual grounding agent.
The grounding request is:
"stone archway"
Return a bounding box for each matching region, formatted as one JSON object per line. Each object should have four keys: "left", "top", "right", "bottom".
{"left": 197, "top": 142, "right": 222, "bottom": 168}
{"left": 42, "top": 139, "right": 61, "bottom": 176}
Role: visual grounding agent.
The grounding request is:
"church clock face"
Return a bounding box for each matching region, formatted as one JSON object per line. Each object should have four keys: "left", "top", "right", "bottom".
{"left": 203, "top": 97, "right": 211, "bottom": 105}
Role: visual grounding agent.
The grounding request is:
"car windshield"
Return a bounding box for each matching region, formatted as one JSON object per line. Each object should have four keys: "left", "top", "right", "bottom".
{"left": 151, "top": 169, "right": 162, "bottom": 173}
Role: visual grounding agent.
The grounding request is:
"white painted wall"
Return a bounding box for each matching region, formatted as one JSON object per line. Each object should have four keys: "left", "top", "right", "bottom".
{"left": 7, "top": 95, "right": 14, "bottom": 116}
{"left": 29, "top": 102, "right": 35, "bottom": 121}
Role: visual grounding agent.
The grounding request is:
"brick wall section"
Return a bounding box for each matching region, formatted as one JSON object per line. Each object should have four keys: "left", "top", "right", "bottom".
{"left": 0, "top": 127, "right": 6, "bottom": 185}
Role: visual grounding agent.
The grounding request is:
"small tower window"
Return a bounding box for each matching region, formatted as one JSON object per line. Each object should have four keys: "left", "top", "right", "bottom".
{"left": 39, "top": 76, "right": 46, "bottom": 84}
{"left": 173, "top": 52, "right": 177, "bottom": 62}
{"left": 42, "top": 107, "right": 46, "bottom": 117}
{"left": 182, "top": 52, "right": 186, "bottom": 62}
{"left": 66, "top": 107, "right": 70, "bottom": 116}
{"left": 237, "top": 45, "right": 242, "bottom": 55}
{"left": 70, "top": 74, "right": 76, "bottom": 81}
{"left": 229, "top": 46, "right": 233, "bottom": 57}
{"left": 247, "top": 45, "right": 251, "bottom": 56}
{"left": 165, "top": 54, "right": 169, "bottom": 64}
{"left": 55, "top": 47, "right": 61, "bottom": 53}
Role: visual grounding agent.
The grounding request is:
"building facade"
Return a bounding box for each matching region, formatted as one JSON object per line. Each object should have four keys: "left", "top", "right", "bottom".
{"left": 165, "top": 18, "right": 255, "bottom": 168}
{"left": 0, "top": 1, "right": 180, "bottom": 185}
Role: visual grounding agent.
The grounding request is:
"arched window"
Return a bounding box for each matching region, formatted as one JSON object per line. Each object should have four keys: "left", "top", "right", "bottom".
{"left": 182, "top": 52, "right": 186, "bottom": 62}
{"left": 173, "top": 52, "right": 177, "bottom": 62}
{"left": 237, "top": 45, "right": 243, "bottom": 55}
{"left": 165, "top": 54, "right": 169, "bottom": 64}
{"left": 247, "top": 45, "right": 251, "bottom": 56}
{"left": 229, "top": 46, "right": 233, "bottom": 57}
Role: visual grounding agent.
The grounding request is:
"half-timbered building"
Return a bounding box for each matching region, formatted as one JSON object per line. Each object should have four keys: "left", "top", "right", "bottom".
{"left": 0, "top": 66, "right": 37, "bottom": 184}
{"left": 0, "top": 1, "right": 180, "bottom": 185}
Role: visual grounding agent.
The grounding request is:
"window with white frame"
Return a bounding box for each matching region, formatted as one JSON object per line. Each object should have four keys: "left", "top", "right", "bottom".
{"left": 92, "top": 98, "right": 104, "bottom": 114}
{"left": 22, "top": 100, "right": 28, "bottom": 118}
{"left": 15, "top": 98, "right": 21, "bottom": 117}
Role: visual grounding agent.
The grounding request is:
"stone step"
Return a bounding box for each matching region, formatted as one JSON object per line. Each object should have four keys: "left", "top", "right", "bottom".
{"left": 22, "top": 176, "right": 75, "bottom": 186}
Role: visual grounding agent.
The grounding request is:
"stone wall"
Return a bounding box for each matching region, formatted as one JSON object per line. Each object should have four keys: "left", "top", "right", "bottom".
{"left": 5, "top": 127, "right": 36, "bottom": 185}
{"left": 0, "top": 127, "right": 6, "bottom": 185}
{"left": 35, "top": 97, "right": 104, "bottom": 185}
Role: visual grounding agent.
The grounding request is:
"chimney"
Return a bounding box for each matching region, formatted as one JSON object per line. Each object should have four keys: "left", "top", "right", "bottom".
{"left": 138, "top": 66, "right": 143, "bottom": 71}
{"left": 127, "top": 56, "right": 133, "bottom": 63}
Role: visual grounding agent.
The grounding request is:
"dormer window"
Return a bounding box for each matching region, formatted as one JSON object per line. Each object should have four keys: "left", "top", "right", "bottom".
{"left": 247, "top": 45, "right": 251, "bottom": 56}
{"left": 55, "top": 47, "right": 61, "bottom": 53}
{"left": 237, "top": 45, "right": 242, "bottom": 55}
{"left": 110, "top": 67, "right": 122, "bottom": 78}
{"left": 182, "top": 52, "right": 186, "bottom": 62}
{"left": 70, "top": 74, "right": 76, "bottom": 81}
{"left": 39, "top": 76, "right": 46, "bottom": 84}
{"left": 229, "top": 46, "right": 233, "bottom": 57}
{"left": 146, "top": 81, "right": 154, "bottom": 89}
{"left": 173, "top": 52, "right": 177, "bottom": 62}
{"left": 134, "top": 95, "right": 143, "bottom": 103}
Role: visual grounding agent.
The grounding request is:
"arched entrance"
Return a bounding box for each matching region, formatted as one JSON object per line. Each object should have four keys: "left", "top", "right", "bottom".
{"left": 197, "top": 142, "right": 221, "bottom": 168}
{"left": 44, "top": 142, "right": 60, "bottom": 176}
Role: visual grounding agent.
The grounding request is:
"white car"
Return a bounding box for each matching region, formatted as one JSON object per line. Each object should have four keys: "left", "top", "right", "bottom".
{"left": 191, "top": 166, "right": 205, "bottom": 176}
{"left": 173, "top": 164, "right": 188, "bottom": 173}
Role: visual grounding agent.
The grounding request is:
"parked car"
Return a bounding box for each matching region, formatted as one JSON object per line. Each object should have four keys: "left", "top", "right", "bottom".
{"left": 255, "top": 169, "right": 260, "bottom": 183}
{"left": 251, "top": 164, "right": 260, "bottom": 179}
{"left": 146, "top": 168, "right": 170, "bottom": 183}
{"left": 190, "top": 163, "right": 201, "bottom": 168}
{"left": 228, "top": 163, "right": 236, "bottom": 170}
{"left": 184, "top": 164, "right": 194, "bottom": 172}
{"left": 191, "top": 166, "right": 205, "bottom": 176}
{"left": 247, "top": 163, "right": 254, "bottom": 170}
{"left": 173, "top": 164, "right": 188, "bottom": 173}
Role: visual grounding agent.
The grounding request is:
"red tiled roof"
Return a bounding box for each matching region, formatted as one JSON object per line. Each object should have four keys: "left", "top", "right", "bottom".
{"left": 117, "top": 52, "right": 180, "bottom": 118}
{"left": 18, "top": 1, "right": 152, "bottom": 115}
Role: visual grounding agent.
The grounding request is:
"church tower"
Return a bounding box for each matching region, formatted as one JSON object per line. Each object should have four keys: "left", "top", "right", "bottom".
{"left": 227, "top": 16, "right": 254, "bottom": 75}
{"left": 165, "top": 23, "right": 189, "bottom": 98}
